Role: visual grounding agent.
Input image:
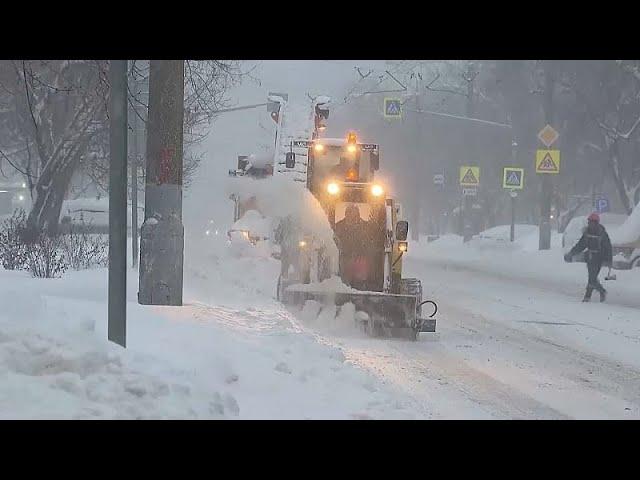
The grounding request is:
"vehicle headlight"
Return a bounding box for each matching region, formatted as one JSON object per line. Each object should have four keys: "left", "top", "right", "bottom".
{"left": 299, "top": 240, "right": 307, "bottom": 248}
{"left": 371, "top": 184, "right": 384, "bottom": 197}
{"left": 314, "top": 143, "right": 324, "bottom": 152}
{"left": 327, "top": 182, "right": 340, "bottom": 195}
{"left": 346, "top": 144, "right": 357, "bottom": 153}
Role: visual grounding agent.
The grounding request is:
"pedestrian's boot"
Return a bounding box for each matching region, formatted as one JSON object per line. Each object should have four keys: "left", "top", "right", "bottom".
{"left": 599, "top": 289, "right": 607, "bottom": 303}
{"left": 582, "top": 288, "right": 592, "bottom": 303}
{"left": 582, "top": 295, "right": 591, "bottom": 303}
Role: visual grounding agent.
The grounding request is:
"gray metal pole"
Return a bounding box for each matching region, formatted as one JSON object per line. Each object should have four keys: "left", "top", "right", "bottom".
{"left": 138, "top": 60, "right": 185, "bottom": 306}
{"left": 510, "top": 141, "right": 518, "bottom": 243}
{"left": 108, "top": 60, "right": 128, "bottom": 348}
{"left": 412, "top": 73, "right": 422, "bottom": 242}
{"left": 510, "top": 194, "right": 516, "bottom": 242}
{"left": 539, "top": 62, "right": 554, "bottom": 250}
{"left": 462, "top": 62, "right": 476, "bottom": 244}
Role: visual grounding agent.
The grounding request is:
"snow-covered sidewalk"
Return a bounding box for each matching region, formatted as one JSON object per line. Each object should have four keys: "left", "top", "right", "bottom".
{"left": 0, "top": 251, "right": 418, "bottom": 418}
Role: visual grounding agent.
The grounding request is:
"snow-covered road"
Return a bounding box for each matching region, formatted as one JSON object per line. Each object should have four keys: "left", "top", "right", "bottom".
{"left": 4, "top": 224, "right": 638, "bottom": 419}
{"left": 315, "top": 261, "right": 640, "bottom": 419}
{"left": 304, "top": 232, "right": 640, "bottom": 419}
{"left": 178, "top": 228, "right": 640, "bottom": 419}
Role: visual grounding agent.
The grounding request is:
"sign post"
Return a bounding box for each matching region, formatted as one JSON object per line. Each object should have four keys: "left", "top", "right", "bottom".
{"left": 503, "top": 166, "right": 524, "bottom": 243}
{"left": 511, "top": 191, "right": 515, "bottom": 243}
{"left": 536, "top": 124, "right": 560, "bottom": 250}
{"left": 459, "top": 166, "right": 480, "bottom": 243}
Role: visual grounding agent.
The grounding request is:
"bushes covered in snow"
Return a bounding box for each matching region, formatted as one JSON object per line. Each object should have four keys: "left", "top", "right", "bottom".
{"left": 0, "top": 209, "right": 28, "bottom": 270}
{"left": 24, "top": 231, "right": 67, "bottom": 278}
{"left": 0, "top": 209, "right": 107, "bottom": 278}
{"left": 60, "top": 223, "right": 108, "bottom": 271}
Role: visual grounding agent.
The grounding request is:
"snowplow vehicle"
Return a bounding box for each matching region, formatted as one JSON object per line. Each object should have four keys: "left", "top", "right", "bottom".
{"left": 279, "top": 132, "right": 436, "bottom": 339}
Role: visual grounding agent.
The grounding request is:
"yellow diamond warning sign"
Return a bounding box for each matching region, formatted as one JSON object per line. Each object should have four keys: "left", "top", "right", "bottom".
{"left": 535, "top": 150, "right": 560, "bottom": 174}
{"left": 537, "top": 124, "right": 559, "bottom": 148}
{"left": 459, "top": 166, "right": 480, "bottom": 186}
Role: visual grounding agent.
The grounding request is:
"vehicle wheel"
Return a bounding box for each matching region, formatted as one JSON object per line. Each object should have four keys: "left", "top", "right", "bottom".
{"left": 632, "top": 257, "right": 640, "bottom": 269}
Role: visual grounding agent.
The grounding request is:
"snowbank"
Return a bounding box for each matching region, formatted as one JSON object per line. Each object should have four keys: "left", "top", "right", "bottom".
{"left": 287, "top": 275, "right": 358, "bottom": 294}
{"left": 471, "top": 224, "right": 542, "bottom": 252}
{"left": 0, "top": 260, "right": 417, "bottom": 419}
{"left": 609, "top": 202, "right": 640, "bottom": 245}
{"left": 299, "top": 300, "right": 362, "bottom": 336}
{"left": 0, "top": 271, "right": 227, "bottom": 419}
{"left": 225, "top": 174, "right": 339, "bottom": 268}
{"left": 409, "top": 225, "right": 640, "bottom": 308}
{"left": 231, "top": 210, "right": 271, "bottom": 237}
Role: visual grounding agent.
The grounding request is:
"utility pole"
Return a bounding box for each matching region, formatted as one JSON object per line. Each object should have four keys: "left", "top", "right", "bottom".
{"left": 539, "top": 62, "right": 554, "bottom": 250}
{"left": 128, "top": 61, "right": 140, "bottom": 268}
{"left": 108, "top": 60, "right": 128, "bottom": 348}
{"left": 510, "top": 142, "right": 518, "bottom": 242}
{"left": 411, "top": 69, "right": 423, "bottom": 242}
{"left": 138, "top": 60, "right": 185, "bottom": 306}
{"left": 462, "top": 61, "right": 476, "bottom": 243}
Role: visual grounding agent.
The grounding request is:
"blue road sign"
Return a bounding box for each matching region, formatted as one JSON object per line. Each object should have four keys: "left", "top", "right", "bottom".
{"left": 594, "top": 196, "right": 610, "bottom": 213}
{"left": 384, "top": 98, "right": 402, "bottom": 118}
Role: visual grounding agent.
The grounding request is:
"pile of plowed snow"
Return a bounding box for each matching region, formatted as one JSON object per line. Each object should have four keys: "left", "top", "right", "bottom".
{"left": 225, "top": 174, "right": 339, "bottom": 266}
{"left": 0, "top": 273, "right": 232, "bottom": 419}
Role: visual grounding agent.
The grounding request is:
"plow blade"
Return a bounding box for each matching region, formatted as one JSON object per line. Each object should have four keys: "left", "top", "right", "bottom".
{"left": 282, "top": 285, "right": 420, "bottom": 338}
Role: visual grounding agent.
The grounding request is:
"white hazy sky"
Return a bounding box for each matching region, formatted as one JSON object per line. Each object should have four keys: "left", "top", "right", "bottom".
{"left": 184, "top": 60, "right": 387, "bottom": 229}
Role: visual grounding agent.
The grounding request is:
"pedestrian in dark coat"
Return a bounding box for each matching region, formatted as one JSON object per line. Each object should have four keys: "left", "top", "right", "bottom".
{"left": 564, "top": 212, "right": 613, "bottom": 302}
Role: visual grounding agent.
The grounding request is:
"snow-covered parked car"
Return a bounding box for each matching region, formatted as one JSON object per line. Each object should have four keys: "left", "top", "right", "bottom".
{"left": 562, "top": 213, "right": 627, "bottom": 263}
{"left": 227, "top": 209, "right": 275, "bottom": 258}
{"left": 609, "top": 206, "right": 640, "bottom": 269}
{"left": 58, "top": 197, "right": 143, "bottom": 233}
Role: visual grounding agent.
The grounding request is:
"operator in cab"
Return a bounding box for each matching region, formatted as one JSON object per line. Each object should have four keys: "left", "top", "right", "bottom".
{"left": 334, "top": 204, "right": 370, "bottom": 289}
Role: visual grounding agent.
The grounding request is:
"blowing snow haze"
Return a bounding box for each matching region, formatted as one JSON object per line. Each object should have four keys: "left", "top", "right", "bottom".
{"left": 185, "top": 60, "right": 386, "bottom": 230}
{"left": 2, "top": 59, "right": 640, "bottom": 421}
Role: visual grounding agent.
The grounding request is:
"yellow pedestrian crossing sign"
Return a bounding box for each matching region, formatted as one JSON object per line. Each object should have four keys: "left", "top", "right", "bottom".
{"left": 459, "top": 166, "right": 480, "bottom": 186}
{"left": 503, "top": 167, "right": 524, "bottom": 189}
{"left": 535, "top": 149, "right": 560, "bottom": 174}
{"left": 384, "top": 98, "right": 402, "bottom": 118}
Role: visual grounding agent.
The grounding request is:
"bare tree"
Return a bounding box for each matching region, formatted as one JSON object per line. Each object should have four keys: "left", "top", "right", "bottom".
{"left": 567, "top": 60, "right": 640, "bottom": 213}
{"left": 0, "top": 59, "right": 250, "bottom": 235}
{"left": 0, "top": 60, "right": 109, "bottom": 236}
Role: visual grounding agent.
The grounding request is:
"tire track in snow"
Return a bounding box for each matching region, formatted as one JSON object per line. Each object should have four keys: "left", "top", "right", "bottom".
{"left": 334, "top": 336, "right": 570, "bottom": 419}
{"left": 410, "top": 261, "right": 640, "bottom": 418}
